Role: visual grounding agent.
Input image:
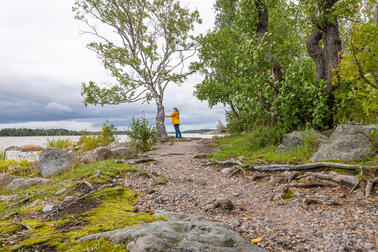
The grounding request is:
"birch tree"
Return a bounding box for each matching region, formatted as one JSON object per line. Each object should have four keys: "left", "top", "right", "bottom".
{"left": 73, "top": 0, "right": 201, "bottom": 138}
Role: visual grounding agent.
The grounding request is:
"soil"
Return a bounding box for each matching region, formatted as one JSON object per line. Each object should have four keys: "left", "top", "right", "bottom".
{"left": 48, "top": 199, "right": 100, "bottom": 220}
{"left": 122, "top": 138, "right": 378, "bottom": 251}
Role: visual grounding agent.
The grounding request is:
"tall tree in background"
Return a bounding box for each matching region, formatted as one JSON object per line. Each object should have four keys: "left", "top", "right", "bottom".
{"left": 73, "top": 0, "right": 201, "bottom": 138}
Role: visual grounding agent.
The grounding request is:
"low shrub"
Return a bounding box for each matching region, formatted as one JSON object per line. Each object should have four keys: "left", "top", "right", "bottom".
{"left": 45, "top": 138, "right": 75, "bottom": 149}
{"left": 126, "top": 115, "right": 157, "bottom": 150}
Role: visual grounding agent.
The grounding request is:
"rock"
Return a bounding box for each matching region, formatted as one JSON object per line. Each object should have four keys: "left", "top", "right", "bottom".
{"left": 7, "top": 177, "right": 50, "bottom": 191}
{"left": 38, "top": 148, "right": 73, "bottom": 177}
{"left": 18, "top": 144, "right": 44, "bottom": 152}
{"left": 79, "top": 211, "right": 266, "bottom": 251}
{"left": 310, "top": 123, "right": 377, "bottom": 161}
{"left": 107, "top": 141, "right": 128, "bottom": 149}
{"left": 221, "top": 168, "right": 234, "bottom": 174}
{"left": 127, "top": 234, "right": 169, "bottom": 252}
{"left": 42, "top": 204, "right": 55, "bottom": 213}
{"left": 111, "top": 147, "right": 133, "bottom": 159}
{"left": 80, "top": 147, "right": 113, "bottom": 164}
{"left": 0, "top": 195, "right": 21, "bottom": 202}
{"left": 55, "top": 188, "right": 67, "bottom": 196}
{"left": 276, "top": 129, "right": 327, "bottom": 153}
{"left": 0, "top": 174, "right": 20, "bottom": 188}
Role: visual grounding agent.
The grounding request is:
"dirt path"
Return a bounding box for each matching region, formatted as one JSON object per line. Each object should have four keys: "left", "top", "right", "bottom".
{"left": 122, "top": 139, "right": 377, "bottom": 251}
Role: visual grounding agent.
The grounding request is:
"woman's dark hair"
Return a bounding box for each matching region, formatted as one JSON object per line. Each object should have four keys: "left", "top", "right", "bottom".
{"left": 174, "top": 107, "right": 179, "bottom": 113}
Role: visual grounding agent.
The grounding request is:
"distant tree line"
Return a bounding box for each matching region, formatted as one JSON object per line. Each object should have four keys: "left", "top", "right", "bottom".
{"left": 0, "top": 128, "right": 83, "bottom": 136}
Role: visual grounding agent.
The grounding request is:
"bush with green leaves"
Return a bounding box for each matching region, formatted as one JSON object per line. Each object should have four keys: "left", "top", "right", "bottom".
{"left": 45, "top": 138, "right": 75, "bottom": 149}
{"left": 126, "top": 116, "right": 157, "bottom": 150}
{"left": 98, "top": 122, "right": 117, "bottom": 146}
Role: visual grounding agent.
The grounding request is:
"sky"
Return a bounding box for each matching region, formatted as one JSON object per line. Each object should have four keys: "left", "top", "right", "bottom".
{"left": 0, "top": 0, "right": 225, "bottom": 132}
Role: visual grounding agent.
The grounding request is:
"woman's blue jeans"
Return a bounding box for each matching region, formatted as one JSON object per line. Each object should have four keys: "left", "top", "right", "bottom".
{"left": 174, "top": 124, "right": 182, "bottom": 138}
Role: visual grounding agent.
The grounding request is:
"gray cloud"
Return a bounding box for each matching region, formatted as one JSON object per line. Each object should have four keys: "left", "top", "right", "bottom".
{"left": 0, "top": 0, "right": 224, "bottom": 131}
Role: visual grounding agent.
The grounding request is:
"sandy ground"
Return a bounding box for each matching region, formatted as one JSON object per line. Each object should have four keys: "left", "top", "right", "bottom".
{"left": 122, "top": 138, "right": 377, "bottom": 251}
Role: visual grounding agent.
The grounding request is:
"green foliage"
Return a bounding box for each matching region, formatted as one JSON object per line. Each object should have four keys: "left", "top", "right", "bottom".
{"left": 0, "top": 160, "right": 38, "bottom": 177}
{"left": 77, "top": 133, "right": 99, "bottom": 151}
{"left": 127, "top": 115, "right": 157, "bottom": 150}
{"left": 334, "top": 20, "right": 378, "bottom": 124}
{"left": 98, "top": 122, "right": 117, "bottom": 146}
{"left": 76, "top": 122, "right": 117, "bottom": 151}
{"left": 0, "top": 128, "right": 81, "bottom": 136}
{"left": 45, "top": 138, "right": 75, "bottom": 149}
{"left": 0, "top": 147, "right": 6, "bottom": 160}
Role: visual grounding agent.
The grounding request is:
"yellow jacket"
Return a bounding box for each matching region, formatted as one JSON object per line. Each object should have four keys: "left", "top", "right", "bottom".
{"left": 166, "top": 111, "right": 180, "bottom": 125}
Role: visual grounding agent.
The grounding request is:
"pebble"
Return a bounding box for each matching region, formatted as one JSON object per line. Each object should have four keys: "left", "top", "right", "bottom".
{"left": 42, "top": 204, "right": 55, "bottom": 213}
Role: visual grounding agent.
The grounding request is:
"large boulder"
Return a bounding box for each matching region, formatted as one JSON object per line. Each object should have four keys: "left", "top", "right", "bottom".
{"left": 276, "top": 129, "right": 328, "bottom": 153}
{"left": 79, "top": 147, "right": 113, "bottom": 164}
{"left": 38, "top": 148, "right": 73, "bottom": 177}
{"left": 310, "top": 123, "right": 377, "bottom": 162}
{"left": 79, "top": 211, "right": 266, "bottom": 252}
{"left": 0, "top": 174, "right": 20, "bottom": 188}
{"left": 111, "top": 147, "right": 133, "bottom": 159}
{"left": 7, "top": 177, "right": 50, "bottom": 191}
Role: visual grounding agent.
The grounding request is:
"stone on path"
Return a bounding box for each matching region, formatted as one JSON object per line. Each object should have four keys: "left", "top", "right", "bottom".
{"left": 38, "top": 148, "right": 73, "bottom": 177}
{"left": 310, "top": 123, "right": 377, "bottom": 161}
{"left": 7, "top": 177, "right": 50, "bottom": 191}
{"left": 79, "top": 210, "right": 266, "bottom": 252}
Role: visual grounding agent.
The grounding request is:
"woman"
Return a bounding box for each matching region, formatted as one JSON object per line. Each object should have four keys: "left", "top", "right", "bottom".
{"left": 166, "top": 107, "right": 182, "bottom": 138}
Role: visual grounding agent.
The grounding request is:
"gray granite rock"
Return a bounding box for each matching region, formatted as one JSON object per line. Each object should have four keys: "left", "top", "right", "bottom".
{"left": 111, "top": 147, "right": 133, "bottom": 158}
{"left": 79, "top": 210, "right": 266, "bottom": 252}
{"left": 38, "top": 148, "right": 73, "bottom": 177}
{"left": 7, "top": 177, "right": 50, "bottom": 191}
{"left": 276, "top": 129, "right": 327, "bottom": 153}
{"left": 310, "top": 123, "right": 377, "bottom": 161}
{"left": 0, "top": 195, "right": 21, "bottom": 202}
{"left": 127, "top": 234, "right": 169, "bottom": 252}
{"left": 42, "top": 204, "right": 55, "bottom": 213}
{"left": 80, "top": 147, "right": 113, "bottom": 164}
{"left": 0, "top": 174, "right": 20, "bottom": 188}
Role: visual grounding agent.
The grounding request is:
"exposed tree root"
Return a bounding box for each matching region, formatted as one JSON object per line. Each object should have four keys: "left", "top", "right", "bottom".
{"left": 250, "top": 162, "right": 377, "bottom": 172}
{"left": 290, "top": 175, "right": 339, "bottom": 188}
{"left": 297, "top": 172, "right": 360, "bottom": 186}
{"left": 365, "top": 177, "right": 378, "bottom": 197}
{"left": 228, "top": 166, "right": 247, "bottom": 178}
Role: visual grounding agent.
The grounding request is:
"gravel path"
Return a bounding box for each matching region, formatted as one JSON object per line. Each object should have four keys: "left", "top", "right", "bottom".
{"left": 122, "top": 139, "right": 377, "bottom": 251}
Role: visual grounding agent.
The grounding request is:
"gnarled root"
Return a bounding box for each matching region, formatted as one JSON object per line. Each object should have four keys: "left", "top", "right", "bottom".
{"left": 365, "top": 177, "right": 378, "bottom": 197}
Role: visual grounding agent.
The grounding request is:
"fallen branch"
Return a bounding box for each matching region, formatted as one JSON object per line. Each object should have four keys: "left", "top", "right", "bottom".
{"left": 250, "top": 162, "right": 377, "bottom": 172}
{"left": 213, "top": 160, "right": 243, "bottom": 166}
{"left": 365, "top": 177, "right": 378, "bottom": 197}
{"left": 297, "top": 172, "right": 360, "bottom": 186}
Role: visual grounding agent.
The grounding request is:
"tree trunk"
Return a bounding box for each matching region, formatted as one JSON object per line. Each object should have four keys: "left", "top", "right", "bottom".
{"left": 323, "top": 20, "right": 342, "bottom": 92}
{"left": 306, "top": 31, "right": 326, "bottom": 82}
{"left": 155, "top": 98, "right": 167, "bottom": 139}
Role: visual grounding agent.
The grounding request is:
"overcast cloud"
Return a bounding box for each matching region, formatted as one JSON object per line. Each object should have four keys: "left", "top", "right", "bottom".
{"left": 0, "top": 0, "right": 224, "bottom": 132}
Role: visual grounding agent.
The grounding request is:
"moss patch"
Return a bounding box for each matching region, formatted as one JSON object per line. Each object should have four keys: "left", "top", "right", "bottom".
{"left": 0, "top": 160, "right": 164, "bottom": 251}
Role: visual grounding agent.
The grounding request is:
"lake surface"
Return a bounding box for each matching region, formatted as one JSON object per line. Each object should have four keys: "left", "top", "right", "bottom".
{"left": 0, "top": 134, "right": 218, "bottom": 161}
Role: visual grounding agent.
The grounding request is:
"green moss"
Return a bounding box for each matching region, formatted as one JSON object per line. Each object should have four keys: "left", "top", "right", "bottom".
{"left": 0, "top": 160, "right": 38, "bottom": 177}
{"left": 0, "top": 221, "right": 23, "bottom": 235}
{"left": 67, "top": 238, "right": 128, "bottom": 252}
{"left": 283, "top": 189, "right": 294, "bottom": 199}
{"left": 297, "top": 178, "right": 307, "bottom": 183}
